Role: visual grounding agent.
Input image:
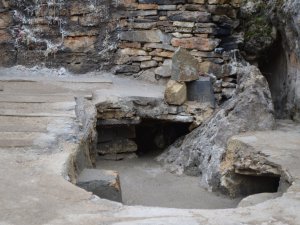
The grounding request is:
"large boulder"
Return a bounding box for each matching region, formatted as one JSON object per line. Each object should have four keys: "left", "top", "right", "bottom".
{"left": 157, "top": 64, "right": 275, "bottom": 191}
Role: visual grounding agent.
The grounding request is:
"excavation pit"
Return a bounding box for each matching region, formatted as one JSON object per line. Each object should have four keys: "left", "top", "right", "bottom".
{"left": 94, "top": 118, "right": 242, "bottom": 209}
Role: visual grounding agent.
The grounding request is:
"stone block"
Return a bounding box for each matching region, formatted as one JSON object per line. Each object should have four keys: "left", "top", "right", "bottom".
{"left": 171, "top": 47, "right": 199, "bottom": 82}
{"left": 114, "top": 65, "right": 141, "bottom": 74}
{"left": 137, "top": 4, "right": 158, "bottom": 10}
{"left": 98, "top": 139, "right": 137, "bottom": 155}
{"left": 140, "top": 60, "right": 158, "bottom": 69}
{"left": 119, "top": 30, "right": 172, "bottom": 43}
{"left": 149, "top": 49, "right": 174, "bottom": 58}
{"left": 167, "top": 11, "right": 211, "bottom": 22}
{"left": 171, "top": 37, "right": 220, "bottom": 51}
{"left": 164, "top": 80, "right": 187, "bottom": 106}
{"left": 186, "top": 77, "right": 215, "bottom": 107}
{"left": 138, "top": 0, "right": 185, "bottom": 4}
{"left": 77, "top": 169, "right": 122, "bottom": 202}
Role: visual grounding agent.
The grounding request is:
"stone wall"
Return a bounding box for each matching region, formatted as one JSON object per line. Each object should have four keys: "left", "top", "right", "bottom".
{"left": 0, "top": 0, "right": 119, "bottom": 73}
{"left": 115, "top": 0, "right": 241, "bottom": 81}
{"left": 0, "top": 0, "right": 241, "bottom": 77}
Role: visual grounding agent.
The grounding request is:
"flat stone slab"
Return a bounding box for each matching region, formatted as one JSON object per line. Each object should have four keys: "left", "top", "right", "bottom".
{"left": 77, "top": 169, "right": 122, "bottom": 203}
{"left": 186, "top": 77, "right": 215, "bottom": 107}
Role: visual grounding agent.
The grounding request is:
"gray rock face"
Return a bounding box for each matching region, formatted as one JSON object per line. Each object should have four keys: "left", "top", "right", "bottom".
{"left": 157, "top": 64, "right": 275, "bottom": 190}
{"left": 171, "top": 47, "right": 199, "bottom": 82}
{"left": 240, "top": 0, "right": 300, "bottom": 121}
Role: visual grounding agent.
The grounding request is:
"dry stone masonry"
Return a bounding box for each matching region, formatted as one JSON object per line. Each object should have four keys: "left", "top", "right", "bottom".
{"left": 115, "top": 0, "right": 241, "bottom": 83}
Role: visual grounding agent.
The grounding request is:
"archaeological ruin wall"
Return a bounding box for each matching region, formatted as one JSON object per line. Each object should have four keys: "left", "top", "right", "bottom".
{"left": 0, "top": 0, "right": 240, "bottom": 76}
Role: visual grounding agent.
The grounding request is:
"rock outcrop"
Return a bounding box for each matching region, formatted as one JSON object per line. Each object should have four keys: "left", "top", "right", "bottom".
{"left": 157, "top": 64, "right": 275, "bottom": 190}
{"left": 239, "top": 0, "right": 300, "bottom": 121}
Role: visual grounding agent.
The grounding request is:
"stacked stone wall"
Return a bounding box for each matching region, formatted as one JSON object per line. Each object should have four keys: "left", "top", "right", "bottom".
{"left": 0, "top": 0, "right": 240, "bottom": 84}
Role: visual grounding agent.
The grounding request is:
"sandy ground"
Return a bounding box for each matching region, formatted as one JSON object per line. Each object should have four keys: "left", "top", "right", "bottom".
{"left": 97, "top": 155, "right": 241, "bottom": 209}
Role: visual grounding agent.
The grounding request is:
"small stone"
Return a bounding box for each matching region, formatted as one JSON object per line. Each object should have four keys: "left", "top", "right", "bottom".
{"left": 173, "top": 21, "right": 195, "bottom": 28}
{"left": 164, "top": 80, "right": 187, "bottom": 106}
{"left": 171, "top": 47, "right": 199, "bottom": 82}
{"left": 114, "top": 65, "right": 140, "bottom": 74}
{"left": 140, "top": 60, "right": 158, "bottom": 69}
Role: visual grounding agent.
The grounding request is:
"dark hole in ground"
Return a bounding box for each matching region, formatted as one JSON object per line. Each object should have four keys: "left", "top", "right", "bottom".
{"left": 135, "top": 119, "right": 191, "bottom": 156}
{"left": 258, "top": 33, "right": 289, "bottom": 119}
{"left": 230, "top": 174, "right": 280, "bottom": 197}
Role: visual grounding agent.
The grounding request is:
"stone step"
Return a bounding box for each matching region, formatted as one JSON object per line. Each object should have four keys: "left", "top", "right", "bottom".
{"left": 0, "top": 94, "right": 75, "bottom": 103}
{"left": 0, "top": 102, "right": 76, "bottom": 117}
{"left": 0, "top": 80, "right": 111, "bottom": 96}
{"left": 0, "top": 132, "right": 47, "bottom": 147}
{"left": 0, "top": 116, "right": 50, "bottom": 132}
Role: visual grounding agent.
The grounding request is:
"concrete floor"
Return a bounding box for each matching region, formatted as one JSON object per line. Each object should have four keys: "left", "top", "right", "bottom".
{"left": 0, "top": 67, "right": 300, "bottom": 225}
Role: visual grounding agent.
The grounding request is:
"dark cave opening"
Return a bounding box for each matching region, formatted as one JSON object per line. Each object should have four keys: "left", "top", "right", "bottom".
{"left": 258, "top": 34, "right": 289, "bottom": 119}
{"left": 228, "top": 173, "right": 281, "bottom": 197}
{"left": 134, "top": 119, "right": 191, "bottom": 157}
{"left": 96, "top": 119, "right": 191, "bottom": 159}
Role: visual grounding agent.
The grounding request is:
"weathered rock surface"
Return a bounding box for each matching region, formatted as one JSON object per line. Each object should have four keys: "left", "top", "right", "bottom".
{"left": 171, "top": 48, "right": 199, "bottom": 82}
{"left": 220, "top": 120, "right": 300, "bottom": 197}
{"left": 164, "top": 80, "right": 187, "bottom": 106}
{"left": 157, "top": 64, "right": 275, "bottom": 190}
{"left": 240, "top": 0, "right": 300, "bottom": 121}
{"left": 77, "top": 169, "right": 122, "bottom": 202}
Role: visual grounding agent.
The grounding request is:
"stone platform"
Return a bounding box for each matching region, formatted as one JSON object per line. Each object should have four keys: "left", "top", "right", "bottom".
{"left": 0, "top": 70, "right": 300, "bottom": 225}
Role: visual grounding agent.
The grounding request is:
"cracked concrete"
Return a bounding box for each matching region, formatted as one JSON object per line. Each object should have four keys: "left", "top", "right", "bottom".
{"left": 0, "top": 69, "right": 300, "bottom": 225}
